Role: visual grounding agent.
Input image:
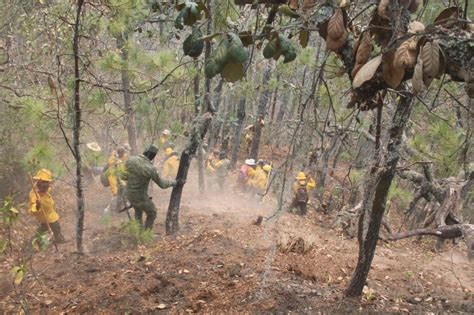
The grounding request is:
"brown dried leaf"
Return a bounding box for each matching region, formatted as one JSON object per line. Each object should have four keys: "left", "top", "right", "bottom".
{"left": 407, "top": 21, "right": 425, "bottom": 34}
{"left": 353, "top": 55, "right": 382, "bottom": 89}
{"left": 328, "top": 9, "right": 345, "bottom": 40}
{"left": 370, "top": 12, "right": 391, "bottom": 46}
{"left": 303, "top": 0, "right": 316, "bottom": 12}
{"left": 355, "top": 31, "right": 372, "bottom": 65}
{"left": 377, "top": 0, "right": 390, "bottom": 20}
{"left": 412, "top": 54, "right": 424, "bottom": 94}
{"left": 383, "top": 51, "right": 405, "bottom": 89}
{"left": 421, "top": 41, "right": 440, "bottom": 87}
{"left": 434, "top": 7, "right": 459, "bottom": 28}
{"left": 400, "top": 0, "right": 419, "bottom": 13}
{"left": 436, "top": 45, "right": 446, "bottom": 79}
{"left": 326, "top": 8, "right": 347, "bottom": 51}
{"left": 394, "top": 39, "right": 417, "bottom": 69}
{"left": 288, "top": 0, "right": 299, "bottom": 10}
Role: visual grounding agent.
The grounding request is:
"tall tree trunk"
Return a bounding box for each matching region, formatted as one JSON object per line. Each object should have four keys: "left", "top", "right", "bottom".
{"left": 72, "top": 0, "right": 85, "bottom": 253}
{"left": 193, "top": 60, "right": 205, "bottom": 193}
{"left": 207, "top": 80, "right": 224, "bottom": 150}
{"left": 345, "top": 90, "right": 414, "bottom": 297}
{"left": 117, "top": 36, "right": 138, "bottom": 155}
{"left": 249, "top": 63, "right": 272, "bottom": 160}
{"left": 166, "top": 113, "right": 212, "bottom": 234}
{"left": 230, "top": 97, "right": 246, "bottom": 168}
{"left": 165, "top": 0, "right": 214, "bottom": 234}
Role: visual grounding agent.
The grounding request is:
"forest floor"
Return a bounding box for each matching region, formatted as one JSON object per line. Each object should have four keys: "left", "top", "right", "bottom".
{"left": 0, "top": 168, "right": 473, "bottom": 313}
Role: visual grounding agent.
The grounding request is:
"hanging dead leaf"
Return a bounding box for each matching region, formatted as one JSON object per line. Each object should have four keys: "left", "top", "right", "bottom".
{"left": 408, "top": 0, "right": 419, "bottom": 13}
{"left": 436, "top": 45, "right": 446, "bottom": 79}
{"left": 355, "top": 31, "right": 372, "bottom": 65}
{"left": 377, "top": 0, "right": 390, "bottom": 20}
{"left": 303, "top": 0, "right": 316, "bottom": 12}
{"left": 394, "top": 39, "right": 417, "bottom": 69}
{"left": 421, "top": 41, "right": 440, "bottom": 87}
{"left": 370, "top": 12, "right": 391, "bottom": 46}
{"left": 412, "top": 54, "right": 424, "bottom": 95}
{"left": 328, "top": 8, "right": 345, "bottom": 39}
{"left": 383, "top": 51, "right": 405, "bottom": 89}
{"left": 221, "top": 62, "right": 245, "bottom": 83}
{"left": 400, "top": 0, "right": 419, "bottom": 13}
{"left": 353, "top": 55, "right": 382, "bottom": 89}
{"left": 326, "top": 8, "right": 347, "bottom": 51}
{"left": 407, "top": 21, "right": 425, "bottom": 34}
{"left": 434, "top": 7, "right": 459, "bottom": 28}
{"left": 288, "top": 0, "right": 299, "bottom": 10}
{"left": 299, "top": 30, "right": 310, "bottom": 48}
{"left": 351, "top": 31, "right": 373, "bottom": 78}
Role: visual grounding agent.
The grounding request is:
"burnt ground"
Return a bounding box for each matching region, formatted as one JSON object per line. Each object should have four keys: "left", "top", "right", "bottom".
{"left": 1, "top": 170, "right": 473, "bottom": 313}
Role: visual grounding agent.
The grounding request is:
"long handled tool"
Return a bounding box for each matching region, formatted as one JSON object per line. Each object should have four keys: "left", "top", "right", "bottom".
{"left": 28, "top": 175, "right": 59, "bottom": 252}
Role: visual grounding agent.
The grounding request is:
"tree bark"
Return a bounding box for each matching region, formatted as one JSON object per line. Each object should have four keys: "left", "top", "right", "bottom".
{"left": 166, "top": 113, "right": 212, "bottom": 234}
{"left": 346, "top": 91, "right": 414, "bottom": 297}
{"left": 250, "top": 63, "right": 272, "bottom": 160}
{"left": 72, "top": 0, "right": 85, "bottom": 253}
{"left": 230, "top": 97, "right": 246, "bottom": 169}
{"left": 117, "top": 36, "right": 138, "bottom": 155}
{"left": 193, "top": 60, "right": 205, "bottom": 193}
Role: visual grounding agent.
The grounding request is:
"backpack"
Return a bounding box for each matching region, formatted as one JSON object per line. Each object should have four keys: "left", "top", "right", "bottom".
{"left": 296, "top": 186, "right": 308, "bottom": 203}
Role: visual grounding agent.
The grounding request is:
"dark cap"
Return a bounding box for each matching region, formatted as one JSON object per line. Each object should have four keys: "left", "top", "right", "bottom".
{"left": 143, "top": 144, "right": 159, "bottom": 155}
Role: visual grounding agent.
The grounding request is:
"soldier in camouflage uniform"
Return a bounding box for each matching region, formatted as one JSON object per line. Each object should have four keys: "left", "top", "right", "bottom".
{"left": 123, "top": 144, "right": 177, "bottom": 230}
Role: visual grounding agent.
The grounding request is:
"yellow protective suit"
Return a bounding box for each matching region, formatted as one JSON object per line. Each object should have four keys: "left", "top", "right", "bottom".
{"left": 292, "top": 178, "right": 316, "bottom": 194}
{"left": 249, "top": 168, "right": 268, "bottom": 190}
{"left": 107, "top": 151, "right": 118, "bottom": 196}
{"left": 162, "top": 155, "right": 179, "bottom": 179}
{"left": 28, "top": 189, "right": 59, "bottom": 224}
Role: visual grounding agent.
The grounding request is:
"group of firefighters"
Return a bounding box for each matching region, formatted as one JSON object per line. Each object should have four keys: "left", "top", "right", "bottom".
{"left": 27, "top": 129, "right": 316, "bottom": 245}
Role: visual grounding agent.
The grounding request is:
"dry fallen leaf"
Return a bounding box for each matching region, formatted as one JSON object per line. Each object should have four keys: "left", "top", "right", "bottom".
{"left": 288, "top": 0, "right": 299, "bottom": 10}
{"left": 434, "top": 7, "right": 459, "bottom": 28}
{"left": 157, "top": 303, "right": 167, "bottom": 309}
{"left": 353, "top": 55, "right": 382, "bottom": 89}
{"left": 302, "top": 0, "right": 316, "bottom": 12}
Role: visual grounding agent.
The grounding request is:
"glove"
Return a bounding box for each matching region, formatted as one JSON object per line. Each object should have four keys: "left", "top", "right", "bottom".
{"left": 35, "top": 200, "right": 41, "bottom": 210}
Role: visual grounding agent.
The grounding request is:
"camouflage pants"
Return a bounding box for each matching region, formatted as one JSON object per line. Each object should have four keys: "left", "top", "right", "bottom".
{"left": 130, "top": 198, "right": 156, "bottom": 230}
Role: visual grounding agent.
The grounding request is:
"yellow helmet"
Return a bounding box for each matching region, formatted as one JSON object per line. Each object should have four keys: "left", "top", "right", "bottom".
{"left": 296, "top": 172, "right": 306, "bottom": 180}
{"left": 263, "top": 164, "right": 272, "bottom": 173}
{"left": 165, "top": 147, "right": 173, "bottom": 156}
{"left": 33, "top": 169, "right": 53, "bottom": 182}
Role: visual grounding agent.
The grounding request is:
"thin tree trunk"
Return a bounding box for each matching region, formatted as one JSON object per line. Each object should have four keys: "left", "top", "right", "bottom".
{"left": 207, "top": 80, "right": 224, "bottom": 150}
{"left": 73, "top": 0, "right": 85, "bottom": 253}
{"left": 230, "top": 97, "right": 246, "bottom": 168}
{"left": 117, "top": 36, "right": 138, "bottom": 155}
{"left": 165, "top": 0, "right": 213, "bottom": 234}
{"left": 250, "top": 63, "right": 272, "bottom": 160}
{"left": 346, "top": 90, "right": 414, "bottom": 297}
{"left": 193, "top": 60, "right": 205, "bottom": 193}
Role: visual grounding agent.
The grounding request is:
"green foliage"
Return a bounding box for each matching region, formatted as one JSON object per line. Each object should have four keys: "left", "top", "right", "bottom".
{"left": 10, "top": 261, "right": 27, "bottom": 285}
{"left": 183, "top": 28, "right": 204, "bottom": 58}
{"left": 263, "top": 34, "right": 297, "bottom": 63}
{"left": 1, "top": 196, "right": 20, "bottom": 227}
{"left": 120, "top": 220, "right": 154, "bottom": 244}
{"left": 31, "top": 233, "right": 49, "bottom": 252}
{"left": 388, "top": 180, "right": 413, "bottom": 212}
{"left": 174, "top": 1, "right": 209, "bottom": 30}
{"left": 205, "top": 34, "right": 248, "bottom": 81}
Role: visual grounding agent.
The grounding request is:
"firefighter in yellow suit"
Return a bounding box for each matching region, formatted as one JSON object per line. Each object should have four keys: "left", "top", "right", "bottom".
{"left": 28, "top": 169, "right": 66, "bottom": 243}
{"left": 162, "top": 147, "right": 179, "bottom": 179}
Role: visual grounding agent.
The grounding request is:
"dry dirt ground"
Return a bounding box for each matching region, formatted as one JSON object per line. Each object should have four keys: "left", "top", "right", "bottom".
{"left": 1, "top": 170, "right": 473, "bottom": 313}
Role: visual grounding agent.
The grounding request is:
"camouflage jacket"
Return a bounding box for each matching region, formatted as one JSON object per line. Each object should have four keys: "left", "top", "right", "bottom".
{"left": 124, "top": 155, "right": 175, "bottom": 202}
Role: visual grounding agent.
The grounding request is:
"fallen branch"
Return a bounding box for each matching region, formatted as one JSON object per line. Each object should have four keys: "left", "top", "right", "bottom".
{"left": 388, "top": 224, "right": 473, "bottom": 241}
